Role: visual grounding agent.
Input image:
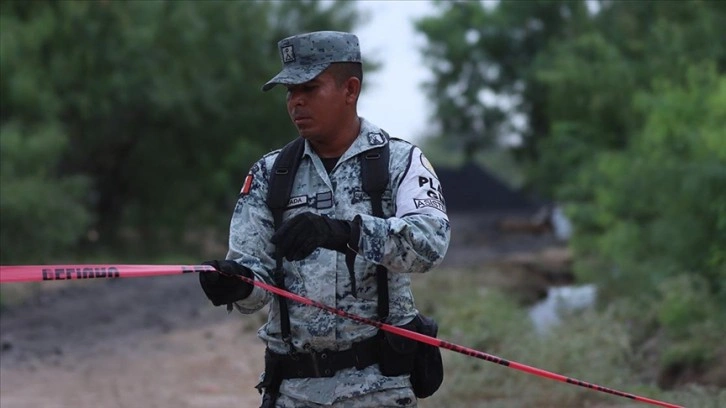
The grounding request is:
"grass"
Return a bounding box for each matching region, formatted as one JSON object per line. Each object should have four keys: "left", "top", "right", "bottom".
{"left": 412, "top": 267, "right": 724, "bottom": 408}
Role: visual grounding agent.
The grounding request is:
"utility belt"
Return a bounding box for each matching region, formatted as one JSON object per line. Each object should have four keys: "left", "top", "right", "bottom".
{"left": 269, "top": 333, "right": 380, "bottom": 380}
{"left": 257, "top": 314, "right": 443, "bottom": 408}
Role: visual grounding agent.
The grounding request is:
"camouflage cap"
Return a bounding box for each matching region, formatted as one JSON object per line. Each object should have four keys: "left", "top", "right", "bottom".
{"left": 262, "top": 31, "right": 361, "bottom": 92}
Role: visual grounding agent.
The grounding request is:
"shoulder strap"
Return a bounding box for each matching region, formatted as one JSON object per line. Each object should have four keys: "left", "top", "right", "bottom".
{"left": 267, "top": 137, "right": 305, "bottom": 223}
{"left": 266, "top": 137, "right": 305, "bottom": 350}
{"left": 360, "top": 133, "right": 391, "bottom": 321}
{"left": 361, "top": 144, "right": 390, "bottom": 218}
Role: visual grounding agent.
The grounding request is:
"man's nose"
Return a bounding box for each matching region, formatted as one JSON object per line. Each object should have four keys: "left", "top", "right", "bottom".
{"left": 288, "top": 89, "right": 305, "bottom": 106}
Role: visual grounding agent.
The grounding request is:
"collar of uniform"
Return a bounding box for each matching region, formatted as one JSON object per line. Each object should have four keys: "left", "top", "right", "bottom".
{"left": 350, "top": 117, "right": 388, "bottom": 157}
{"left": 300, "top": 118, "right": 388, "bottom": 163}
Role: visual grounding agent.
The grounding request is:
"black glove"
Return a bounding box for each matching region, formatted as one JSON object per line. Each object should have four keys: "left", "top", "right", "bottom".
{"left": 270, "top": 212, "right": 352, "bottom": 261}
{"left": 199, "top": 260, "right": 254, "bottom": 307}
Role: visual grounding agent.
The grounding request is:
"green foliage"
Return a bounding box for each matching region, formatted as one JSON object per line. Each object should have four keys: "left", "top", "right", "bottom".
{"left": 530, "top": 0, "right": 726, "bottom": 193}
{"left": 656, "top": 274, "right": 725, "bottom": 373}
{"left": 418, "top": 0, "right": 726, "bottom": 391}
{"left": 0, "top": 0, "right": 363, "bottom": 261}
{"left": 563, "top": 66, "right": 726, "bottom": 385}
{"left": 568, "top": 66, "right": 726, "bottom": 303}
{"left": 417, "top": 0, "right": 726, "bottom": 195}
{"left": 416, "top": 0, "right": 593, "bottom": 167}
{"left": 0, "top": 122, "right": 92, "bottom": 263}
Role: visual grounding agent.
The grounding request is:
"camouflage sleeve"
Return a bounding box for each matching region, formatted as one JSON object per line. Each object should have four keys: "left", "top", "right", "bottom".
{"left": 225, "top": 158, "right": 277, "bottom": 313}
{"left": 356, "top": 146, "right": 450, "bottom": 273}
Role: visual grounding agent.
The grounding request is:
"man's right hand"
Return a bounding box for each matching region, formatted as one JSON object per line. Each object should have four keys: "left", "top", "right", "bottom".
{"left": 199, "top": 260, "right": 254, "bottom": 307}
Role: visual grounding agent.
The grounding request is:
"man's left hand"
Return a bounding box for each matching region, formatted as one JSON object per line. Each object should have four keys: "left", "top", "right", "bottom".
{"left": 270, "top": 212, "right": 352, "bottom": 261}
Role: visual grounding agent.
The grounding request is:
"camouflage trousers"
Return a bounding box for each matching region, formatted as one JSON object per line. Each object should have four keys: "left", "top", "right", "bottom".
{"left": 273, "top": 387, "right": 417, "bottom": 408}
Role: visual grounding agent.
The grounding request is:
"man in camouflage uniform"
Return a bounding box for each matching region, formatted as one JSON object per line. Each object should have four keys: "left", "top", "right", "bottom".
{"left": 200, "top": 31, "right": 450, "bottom": 408}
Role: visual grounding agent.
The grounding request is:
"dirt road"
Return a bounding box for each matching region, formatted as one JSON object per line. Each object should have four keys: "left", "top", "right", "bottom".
{"left": 0, "top": 274, "right": 265, "bottom": 408}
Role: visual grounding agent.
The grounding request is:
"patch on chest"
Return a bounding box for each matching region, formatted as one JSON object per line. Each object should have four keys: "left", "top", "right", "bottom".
{"left": 286, "top": 192, "right": 334, "bottom": 210}
{"left": 287, "top": 195, "right": 308, "bottom": 208}
{"left": 315, "top": 191, "right": 333, "bottom": 209}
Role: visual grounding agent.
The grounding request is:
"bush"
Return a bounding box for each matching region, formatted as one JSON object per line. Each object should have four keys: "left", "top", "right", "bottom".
{"left": 567, "top": 65, "right": 726, "bottom": 306}
{"left": 0, "top": 122, "right": 92, "bottom": 263}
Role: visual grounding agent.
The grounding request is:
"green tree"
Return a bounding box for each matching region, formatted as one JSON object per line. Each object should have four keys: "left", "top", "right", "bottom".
{"left": 533, "top": 0, "right": 726, "bottom": 194}
{"left": 567, "top": 64, "right": 726, "bottom": 385}
{"left": 0, "top": 122, "right": 92, "bottom": 263}
{"left": 0, "top": 0, "right": 363, "bottom": 260}
{"left": 569, "top": 65, "right": 726, "bottom": 302}
{"left": 416, "top": 0, "right": 726, "bottom": 196}
{"left": 416, "top": 0, "right": 592, "bottom": 165}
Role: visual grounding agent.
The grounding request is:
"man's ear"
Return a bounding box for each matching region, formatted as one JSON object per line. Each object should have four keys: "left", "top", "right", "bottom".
{"left": 344, "top": 77, "right": 361, "bottom": 104}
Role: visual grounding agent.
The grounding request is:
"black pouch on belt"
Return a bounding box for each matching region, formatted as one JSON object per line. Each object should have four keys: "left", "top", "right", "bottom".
{"left": 378, "top": 318, "right": 418, "bottom": 377}
{"left": 410, "top": 313, "right": 444, "bottom": 398}
{"left": 378, "top": 314, "right": 444, "bottom": 398}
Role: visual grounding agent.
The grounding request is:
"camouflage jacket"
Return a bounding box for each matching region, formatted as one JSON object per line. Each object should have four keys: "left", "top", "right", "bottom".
{"left": 226, "top": 118, "right": 450, "bottom": 404}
